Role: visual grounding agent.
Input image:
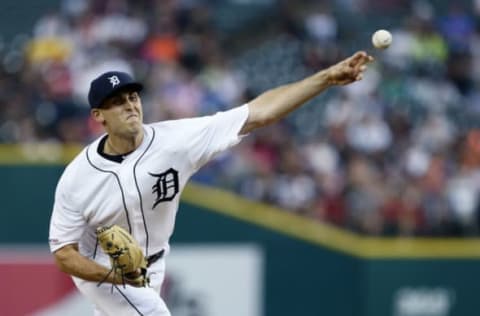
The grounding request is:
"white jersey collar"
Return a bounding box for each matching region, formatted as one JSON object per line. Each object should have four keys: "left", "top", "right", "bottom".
{"left": 86, "top": 125, "right": 154, "bottom": 170}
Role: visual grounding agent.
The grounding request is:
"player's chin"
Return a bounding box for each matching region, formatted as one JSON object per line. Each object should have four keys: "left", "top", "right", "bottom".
{"left": 124, "top": 121, "right": 142, "bottom": 134}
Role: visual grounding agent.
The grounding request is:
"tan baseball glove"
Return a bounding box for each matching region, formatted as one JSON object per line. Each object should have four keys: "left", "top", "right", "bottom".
{"left": 96, "top": 225, "right": 149, "bottom": 288}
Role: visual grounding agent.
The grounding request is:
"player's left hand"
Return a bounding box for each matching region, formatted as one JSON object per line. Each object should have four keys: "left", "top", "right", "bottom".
{"left": 96, "top": 225, "right": 150, "bottom": 288}
{"left": 326, "top": 51, "right": 374, "bottom": 86}
{"left": 123, "top": 269, "right": 150, "bottom": 287}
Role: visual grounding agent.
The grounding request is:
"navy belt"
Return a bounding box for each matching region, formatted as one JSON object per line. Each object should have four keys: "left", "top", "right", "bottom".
{"left": 146, "top": 249, "right": 165, "bottom": 267}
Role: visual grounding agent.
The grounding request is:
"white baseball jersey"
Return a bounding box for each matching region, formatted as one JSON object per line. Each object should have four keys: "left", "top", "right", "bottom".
{"left": 49, "top": 104, "right": 249, "bottom": 263}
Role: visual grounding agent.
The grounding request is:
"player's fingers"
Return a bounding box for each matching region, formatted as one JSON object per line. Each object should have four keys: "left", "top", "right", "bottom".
{"left": 362, "top": 55, "right": 374, "bottom": 66}
{"left": 351, "top": 52, "right": 374, "bottom": 68}
{"left": 353, "top": 59, "right": 371, "bottom": 78}
{"left": 348, "top": 51, "right": 366, "bottom": 67}
{"left": 350, "top": 64, "right": 367, "bottom": 79}
{"left": 359, "top": 55, "right": 374, "bottom": 67}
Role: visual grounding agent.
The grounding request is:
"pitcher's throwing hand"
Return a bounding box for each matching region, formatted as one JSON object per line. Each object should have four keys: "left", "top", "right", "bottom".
{"left": 326, "top": 51, "right": 374, "bottom": 85}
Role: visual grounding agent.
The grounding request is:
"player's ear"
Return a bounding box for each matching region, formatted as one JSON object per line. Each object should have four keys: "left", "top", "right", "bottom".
{"left": 91, "top": 109, "right": 106, "bottom": 125}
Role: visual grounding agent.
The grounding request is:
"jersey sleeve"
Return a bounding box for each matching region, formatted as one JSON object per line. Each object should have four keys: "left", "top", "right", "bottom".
{"left": 187, "top": 104, "right": 249, "bottom": 171}
{"left": 48, "top": 173, "right": 87, "bottom": 253}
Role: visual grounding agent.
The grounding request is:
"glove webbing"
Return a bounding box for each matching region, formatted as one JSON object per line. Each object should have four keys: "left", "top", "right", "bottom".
{"left": 97, "top": 250, "right": 130, "bottom": 293}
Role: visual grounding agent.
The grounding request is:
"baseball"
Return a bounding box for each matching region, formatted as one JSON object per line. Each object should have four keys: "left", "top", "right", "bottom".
{"left": 372, "top": 29, "right": 392, "bottom": 49}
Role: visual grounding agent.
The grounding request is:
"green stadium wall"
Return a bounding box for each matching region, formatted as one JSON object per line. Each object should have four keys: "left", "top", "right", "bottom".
{"left": 1, "top": 163, "right": 480, "bottom": 316}
{"left": 0, "top": 1, "right": 61, "bottom": 40}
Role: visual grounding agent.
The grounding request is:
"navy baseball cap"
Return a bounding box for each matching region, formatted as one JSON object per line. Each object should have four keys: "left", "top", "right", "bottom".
{"left": 88, "top": 71, "right": 143, "bottom": 108}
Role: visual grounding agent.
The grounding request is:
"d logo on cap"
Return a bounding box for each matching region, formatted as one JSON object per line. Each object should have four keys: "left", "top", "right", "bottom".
{"left": 108, "top": 75, "right": 121, "bottom": 87}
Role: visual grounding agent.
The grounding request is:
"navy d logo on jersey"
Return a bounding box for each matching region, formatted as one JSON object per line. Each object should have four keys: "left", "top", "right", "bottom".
{"left": 149, "top": 168, "right": 179, "bottom": 208}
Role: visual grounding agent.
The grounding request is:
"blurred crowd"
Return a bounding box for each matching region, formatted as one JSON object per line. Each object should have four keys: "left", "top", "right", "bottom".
{"left": 1, "top": 0, "right": 480, "bottom": 236}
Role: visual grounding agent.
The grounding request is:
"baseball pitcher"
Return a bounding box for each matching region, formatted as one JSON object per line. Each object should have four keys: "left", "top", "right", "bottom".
{"left": 49, "top": 51, "right": 373, "bottom": 315}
